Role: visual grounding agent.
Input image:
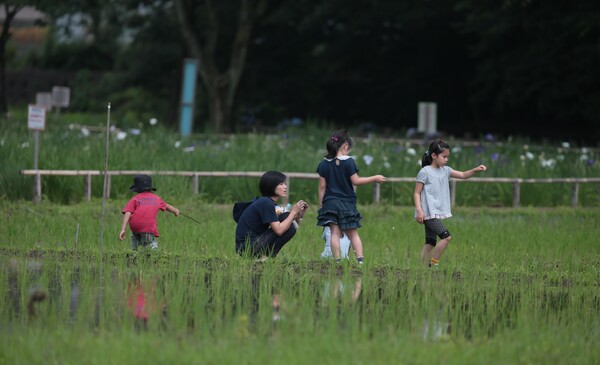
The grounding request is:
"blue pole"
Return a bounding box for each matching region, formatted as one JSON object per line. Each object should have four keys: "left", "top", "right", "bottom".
{"left": 179, "top": 59, "right": 198, "bottom": 137}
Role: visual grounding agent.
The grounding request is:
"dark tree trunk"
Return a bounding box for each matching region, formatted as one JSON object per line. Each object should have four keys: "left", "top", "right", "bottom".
{"left": 0, "top": 5, "right": 22, "bottom": 115}
{"left": 174, "top": 0, "right": 266, "bottom": 133}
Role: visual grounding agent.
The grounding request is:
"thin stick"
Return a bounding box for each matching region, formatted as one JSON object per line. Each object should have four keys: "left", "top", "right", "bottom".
{"left": 99, "top": 103, "right": 111, "bottom": 259}
{"left": 180, "top": 212, "right": 201, "bottom": 225}
{"left": 98, "top": 102, "right": 111, "bottom": 326}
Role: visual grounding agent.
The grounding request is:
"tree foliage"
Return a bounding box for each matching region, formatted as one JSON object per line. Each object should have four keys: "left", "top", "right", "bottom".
{"left": 4, "top": 0, "right": 599, "bottom": 142}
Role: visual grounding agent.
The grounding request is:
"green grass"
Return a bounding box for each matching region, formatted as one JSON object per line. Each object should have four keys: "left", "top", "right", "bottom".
{"left": 1, "top": 110, "right": 599, "bottom": 205}
{"left": 1, "top": 201, "right": 599, "bottom": 364}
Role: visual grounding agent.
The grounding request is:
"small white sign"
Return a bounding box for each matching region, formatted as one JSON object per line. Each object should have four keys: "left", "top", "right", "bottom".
{"left": 418, "top": 102, "right": 437, "bottom": 134}
{"left": 52, "top": 86, "right": 70, "bottom": 108}
{"left": 28, "top": 104, "right": 46, "bottom": 130}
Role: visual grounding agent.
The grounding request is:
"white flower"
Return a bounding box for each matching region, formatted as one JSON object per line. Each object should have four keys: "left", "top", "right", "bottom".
{"left": 523, "top": 144, "right": 529, "bottom": 150}
{"left": 407, "top": 148, "right": 416, "bottom": 156}
{"left": 81, "top": 128, "right": 90, "bottom": 137}
{"left": 383, "top": 161, "right": 391, "bottom": 169}
{"left": 416, "top": 160, "right": 422, "bottom": 166}
{"left": 21, "top": 142, "right": 30, "bottom": 148}
{"left": 581, "top": 147, "right": 589, "bottom": 153}
{"left": 149, "top": 118, "right": 158, "bottom": 126}
{"left": 541, "top": 159, "right": 556, "bottom": 168}
{"left": 130, "top": 129, "right": 141, "bottom": 136}
{"left": 451, "top": 146, "right": 462, "bottom": 153}
{"left": 109, "top": 125, "right": 117, "bottom": 132}
{"left": 580, "top": 154, "right": 589, "bottom": 161}
{"left": 183, "top": 146, "right": 195, "bottom": 153}
{"left": 174, "top": 141, "right": 181, "bottom": 148}
{"left": 363, "top": 155, "right": 374, "bottom": 166}
{"left": 525, "top": 152, "right": 534, "bottom": 160}
{"left": 561, "top": 142, "right": 570, "bottom": 149}
{"left": 557, "top": 154, "right": 565, "bottom": 161}
{"left": 116, "top": 131, "right": 127, "bottom": 140}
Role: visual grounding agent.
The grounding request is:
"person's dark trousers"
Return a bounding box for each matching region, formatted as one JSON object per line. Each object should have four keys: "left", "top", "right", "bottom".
{"left": 252, "top": 212, "right": 297, "bottom": 257}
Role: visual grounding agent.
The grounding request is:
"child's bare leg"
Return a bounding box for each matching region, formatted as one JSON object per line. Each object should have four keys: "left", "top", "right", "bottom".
{"left": 432, "top": 236, "right": 451, "bottom": 260}
{"left": 346, "top": 229, "right": 363, "bottom": 258}
{"left": 420, "top": 244, "right": 434, "bottom": 265}
{"left": 330, "top": 224, "right": 342, "bottom": 259}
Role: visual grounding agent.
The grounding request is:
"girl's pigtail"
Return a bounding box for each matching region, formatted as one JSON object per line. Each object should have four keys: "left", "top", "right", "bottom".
{"left": 421, "top": 151, "right": 432, "bottom": 167}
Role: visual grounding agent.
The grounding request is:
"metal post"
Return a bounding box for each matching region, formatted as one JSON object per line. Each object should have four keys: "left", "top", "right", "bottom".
{"left": 33, "top": 130, "right": 41, "bottom": 203}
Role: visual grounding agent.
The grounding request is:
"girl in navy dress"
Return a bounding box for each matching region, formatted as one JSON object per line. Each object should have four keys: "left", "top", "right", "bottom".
{"left": 316, "top": 130, "right": 386, "bottom": 264}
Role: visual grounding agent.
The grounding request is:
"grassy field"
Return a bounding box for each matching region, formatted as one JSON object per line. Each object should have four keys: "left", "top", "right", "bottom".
{"left": 1, "top": 110, "right": 599, "bottom": 206}
{"left": 1, "top": 110, "right": 599, "bottom": 363}
{"left": 1, "top": 201, "right": 598, "bottom": 364}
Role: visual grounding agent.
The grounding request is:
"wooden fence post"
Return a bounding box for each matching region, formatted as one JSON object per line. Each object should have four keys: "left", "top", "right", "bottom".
{"left": 512, "top": 181, "right": 521, "bottom": 207}
{"left": 571, "top": 182, "right": 579, "bottom": 207}
{"left": 34, "top": 171, "right": 41, "bottom": 203}
{"left": 85, "top": 173, "right": 92, "bottom": 202}
{"left": 372, "top": 183, "right": 381, "bottom": 204}
{"left": 192, "top": 174, "right": 199, "bottom": 195}
{"left": 103, "top": 175, "right": 111, "bottom": 199}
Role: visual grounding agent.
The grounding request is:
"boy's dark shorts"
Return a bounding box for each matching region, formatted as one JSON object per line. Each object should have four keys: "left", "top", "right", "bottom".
{"left": 424, "top": 219, "right": 451, "bottom": 246}
{"left": 131, "top": 232, "right": 158, "bottom": 250}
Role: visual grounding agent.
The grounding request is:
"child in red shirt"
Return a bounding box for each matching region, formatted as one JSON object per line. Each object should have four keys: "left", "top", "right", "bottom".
{"left": 119, "top": 175, "right": 179, "bottom": 250}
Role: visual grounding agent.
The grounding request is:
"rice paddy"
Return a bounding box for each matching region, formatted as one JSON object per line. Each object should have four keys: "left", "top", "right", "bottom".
{"left": 1, "top": 202, "right": 598, "bottom": 364}
{"left": 1, "top": 112, "right": 599, "bottom": 363}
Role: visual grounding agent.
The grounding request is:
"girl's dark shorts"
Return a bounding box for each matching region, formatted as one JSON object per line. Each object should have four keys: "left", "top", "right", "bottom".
{"left": 424, "top": 219, "right": 451, "bottom": 246}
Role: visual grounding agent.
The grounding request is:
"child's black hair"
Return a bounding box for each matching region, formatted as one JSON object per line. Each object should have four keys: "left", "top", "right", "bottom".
{"left": 421, "top": 138, "right": 450, "bottom": 167}
{"left": 259, "top": 171, "right": 287, "bottom": 197}
{"left": 325, "top": 130, "right": 353, "bottom": 159}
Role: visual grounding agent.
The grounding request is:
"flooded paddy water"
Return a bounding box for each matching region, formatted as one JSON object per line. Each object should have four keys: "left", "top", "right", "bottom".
{"left": 2, "top": 253, "right": 596, "bottom": 343}
{"left": 1, "top": 204, "right": 599, "bottom": 363}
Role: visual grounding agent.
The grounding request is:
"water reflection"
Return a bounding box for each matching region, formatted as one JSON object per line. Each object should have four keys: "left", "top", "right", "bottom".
{"left": 2, "top": 258, "right": 590, "bottom": 341}
{"left": 422, "top": 308, "right": 450, "bottom": 341}
{"left": 321, "top": 275, "right": 362, "bottom": 305}
{"left": 5, "top": 259, "right": 48, "bottom": 323}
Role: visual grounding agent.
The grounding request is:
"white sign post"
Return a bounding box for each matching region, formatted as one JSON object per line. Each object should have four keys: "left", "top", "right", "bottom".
{"left": 28, "top": 105, "right": 46, "bottom": 203}
{"left": 418, "top": 102, "right": 437, "bottom": 136}
{"left": 51, "top": 86, "right": 70, "bottom": 117}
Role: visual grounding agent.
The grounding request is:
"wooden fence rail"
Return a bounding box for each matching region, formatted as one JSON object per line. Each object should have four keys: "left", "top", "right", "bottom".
{"left": 19, "top": 169, "right": 600, "bottom": 207}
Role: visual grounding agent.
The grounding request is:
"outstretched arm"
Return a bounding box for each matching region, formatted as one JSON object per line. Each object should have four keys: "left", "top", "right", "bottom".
{"left": 350, "top": 173, "right": 386, "bottom": 186}
{"left": 166, "top": 204, "right": 180, "bottom": 216}
{"left": 451, "top": 165, "right": 487, "bottom": 180}
{"left": 119, "top": 212, "right": 132, "bottom": 240}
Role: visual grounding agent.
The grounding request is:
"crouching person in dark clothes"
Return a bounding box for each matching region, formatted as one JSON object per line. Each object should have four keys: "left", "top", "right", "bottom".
{"left": 235, "top": 171, "right": 308, "bottom": 261}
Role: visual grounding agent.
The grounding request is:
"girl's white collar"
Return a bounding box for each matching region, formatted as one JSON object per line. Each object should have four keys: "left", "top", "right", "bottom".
{"left": 324, "top": 155, "right": 352, "bottom": 162}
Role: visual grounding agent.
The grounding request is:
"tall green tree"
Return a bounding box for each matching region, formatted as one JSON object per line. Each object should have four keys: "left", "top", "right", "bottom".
{"left": 456, "top": 0, "right": 600, "bottom": 141}
{"left": 0, "top": 2, "right": 26, "bottom": 114}
{"left": 174, "top": 0, "right": 267, "bottom": 132}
